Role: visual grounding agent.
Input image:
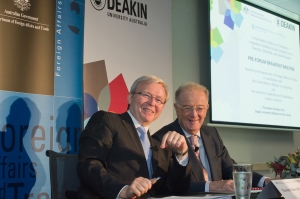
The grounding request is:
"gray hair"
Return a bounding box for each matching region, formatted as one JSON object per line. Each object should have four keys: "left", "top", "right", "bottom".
{"left": 175, "top": 82, "right": 209, "bottom": 104}
{"left": 130, "top": 75, "right": 169, "bottom": 103}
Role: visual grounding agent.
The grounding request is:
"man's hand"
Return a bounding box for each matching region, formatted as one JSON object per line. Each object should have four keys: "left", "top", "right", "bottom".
{"left": 160, "top": 131, "right": 188, "bottom": 158}
{"left": 119, "top": 177, "right": 152, "bottom": 199}
{"left": 209, "top": 180, "right": 235, "bottom": 192}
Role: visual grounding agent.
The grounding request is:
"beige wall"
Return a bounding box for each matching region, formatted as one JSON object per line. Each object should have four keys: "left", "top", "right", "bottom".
{"left": 172, "top": 0, "right": 300, "bottom": 177}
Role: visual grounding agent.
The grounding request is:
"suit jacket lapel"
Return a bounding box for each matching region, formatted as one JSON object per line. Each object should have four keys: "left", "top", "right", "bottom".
{"left": 120, "top": 112, "right": 155, "bottom": 178}
{"left": 119, "top": 112, "right": 146, "bottom": 160}
{"left": 172, "top": 120, "right": 205, "bottom": 181}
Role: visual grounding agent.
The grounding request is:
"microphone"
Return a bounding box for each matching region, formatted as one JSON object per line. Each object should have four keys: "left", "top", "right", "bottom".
{"left": 194, "top": 146, "right": 199, "bottom": 152}
{"left": 150, "top": 146, "right": 158, "bottom": 151}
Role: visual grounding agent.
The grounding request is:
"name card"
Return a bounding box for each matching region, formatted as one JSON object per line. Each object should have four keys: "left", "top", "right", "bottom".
{"left": 257, "top": 178, "right": 300, "bottom": 199}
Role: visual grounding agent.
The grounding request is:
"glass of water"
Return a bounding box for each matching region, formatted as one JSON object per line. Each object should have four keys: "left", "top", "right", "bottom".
{"left": 233, "top": 164, "right": 253, "bottom": 199}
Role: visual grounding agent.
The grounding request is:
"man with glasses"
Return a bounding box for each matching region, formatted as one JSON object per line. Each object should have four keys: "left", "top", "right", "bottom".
{"left": 152, "top": 82, "right": 270, "bottom": 193}
{"left": 77, "top": 75, "right": 191, "bottom": 199}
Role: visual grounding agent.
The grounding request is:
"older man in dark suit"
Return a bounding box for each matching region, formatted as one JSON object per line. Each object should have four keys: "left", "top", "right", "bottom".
{"left": 77, "top": 75, "right": 191, "bottom": 199}
{"left": 152, "top": 82, "right": 270, "bottom": 193}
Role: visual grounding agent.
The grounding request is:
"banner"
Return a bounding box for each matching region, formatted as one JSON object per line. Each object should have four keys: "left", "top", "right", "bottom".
{"left": 84, "top": 0, "right": 173, "bottom": 132}
{"left": 0, "top": 0, "right": 84, "bottom": 198}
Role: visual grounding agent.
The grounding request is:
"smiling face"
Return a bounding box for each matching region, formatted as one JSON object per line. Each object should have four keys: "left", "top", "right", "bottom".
{"left": 128, "top": 82, "right": 166, "bottom": 126}
{"left": 175, "top": 88, "right": 209, "bottom": 135}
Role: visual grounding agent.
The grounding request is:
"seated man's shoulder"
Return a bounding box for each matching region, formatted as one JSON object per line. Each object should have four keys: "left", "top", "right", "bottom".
{"left": 201, "top": 125, "right": 221, "bottom": 138}
{"left": 86, "top": 111, "right": 122, "bottom": 127}
{"left": 92, "top": 110, "right": 119, "bottom": 119}
{"left": 201, "top": 124, "right": 212, "bottom": 130}
{"left": 152, "top": 123, "right": 173, "bottom": 141}
{"left": 201, "top": 124, "right": 217, "bottom": 132}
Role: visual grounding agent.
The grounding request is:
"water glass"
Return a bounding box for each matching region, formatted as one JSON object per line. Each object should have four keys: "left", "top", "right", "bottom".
{"left": 233, "top": 164, "right": 253, "bottom": 199}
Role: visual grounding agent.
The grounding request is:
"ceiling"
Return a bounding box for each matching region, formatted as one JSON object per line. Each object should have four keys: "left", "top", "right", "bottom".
{"left": 265, "top": 0, "right": 300, "bottom": 16}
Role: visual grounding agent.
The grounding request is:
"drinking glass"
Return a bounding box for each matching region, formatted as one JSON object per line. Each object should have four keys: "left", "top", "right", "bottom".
{"left": 233, "top": 164, "right": 253, "bottom": 199}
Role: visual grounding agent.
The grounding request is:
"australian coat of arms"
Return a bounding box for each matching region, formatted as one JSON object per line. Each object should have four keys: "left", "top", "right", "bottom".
{"left": 14, "top": 0, "right": 31, "bottom": 11}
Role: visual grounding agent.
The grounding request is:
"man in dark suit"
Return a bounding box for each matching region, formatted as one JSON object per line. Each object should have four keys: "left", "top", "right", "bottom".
{"left": 77, "top": 75, "right": 191, "bottom": 199}
{"left": 152, "top": 82, "right": 270, "bottom": 193}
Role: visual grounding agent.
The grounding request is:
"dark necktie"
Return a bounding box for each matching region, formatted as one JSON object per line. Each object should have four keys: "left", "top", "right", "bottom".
{"left": 189, "top": 135, "right": 209, "bottom": 181}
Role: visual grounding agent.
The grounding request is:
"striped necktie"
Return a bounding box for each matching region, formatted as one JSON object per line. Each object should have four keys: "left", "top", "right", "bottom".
{"left": 189, "top": 135, "right": 209, "bottom": 181}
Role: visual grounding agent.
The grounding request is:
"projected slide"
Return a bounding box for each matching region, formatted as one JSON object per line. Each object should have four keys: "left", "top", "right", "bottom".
{"left": 210, "top": 0, "right": 300, "bottom": 128}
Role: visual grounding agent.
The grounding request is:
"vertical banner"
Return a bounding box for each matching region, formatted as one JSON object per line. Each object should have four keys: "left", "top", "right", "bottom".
{"left": 84, "top": 0, "right": 173, "bottom": 132}
{"left": 0, "top": 0, "right": 55, "bottom": 94}
{"left": 0, "top": 0, "right": 84, "bottom": 198}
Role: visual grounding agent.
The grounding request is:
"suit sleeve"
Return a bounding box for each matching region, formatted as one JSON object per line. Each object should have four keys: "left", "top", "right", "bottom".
{"left": 77, "top": 111, "right": 125, "bottom": 199}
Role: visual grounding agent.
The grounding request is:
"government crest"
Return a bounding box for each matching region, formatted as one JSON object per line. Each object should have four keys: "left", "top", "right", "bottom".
{"left": 14, "top": 0, "right": 31, "bottom": 11}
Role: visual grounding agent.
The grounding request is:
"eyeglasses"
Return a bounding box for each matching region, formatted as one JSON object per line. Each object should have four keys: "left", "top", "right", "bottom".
{"left": 176, "top": 104, "right": 206, "bottom": 114}
{"left": 132, "top": 92, "right": 165, "bottom": 105}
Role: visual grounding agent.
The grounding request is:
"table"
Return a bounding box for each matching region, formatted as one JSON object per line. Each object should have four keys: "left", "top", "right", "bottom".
{"left": 149, "top": 192, "right": 283, "bottom": 198}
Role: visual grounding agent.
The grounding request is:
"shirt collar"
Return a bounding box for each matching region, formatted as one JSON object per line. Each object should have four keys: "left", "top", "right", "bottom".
{"left": 127, "top": 110, "right": 149, "bottom": 132}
